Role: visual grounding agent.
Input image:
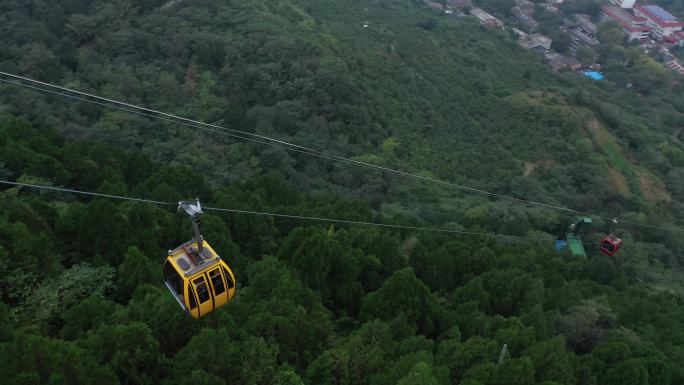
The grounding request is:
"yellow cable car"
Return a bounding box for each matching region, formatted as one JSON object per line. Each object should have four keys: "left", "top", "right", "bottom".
{"left": 163, "top": 200, "right": 236, "bottom": 319}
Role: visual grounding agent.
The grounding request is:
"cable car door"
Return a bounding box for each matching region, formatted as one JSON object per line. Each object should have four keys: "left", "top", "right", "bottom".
{"left": 207, "top": 267, "right": 228, "bottom": 308}
{"left": 192, "top": 275, "right": 214, "bottom": 317}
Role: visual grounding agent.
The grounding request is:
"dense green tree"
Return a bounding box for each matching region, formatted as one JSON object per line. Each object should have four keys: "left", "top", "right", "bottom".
{"left": 81, "top": 322, "right": 167, "bottom": 385}
{"left": 173, "top": 328, "right": 283, "bottom": 385}
{"left": 76, "top": 199, "right": 129, "bottom": 264}
{"left": 116, "top": 246, "right": 157, "bottom": 301}
{"left": 480, "top": 268, "right": 544, "bottom": 316}
{"left": 306, "top": 320, "right": 397, "bottom": 385}
{"left": 598, "top": 21, "right": 626, "bottom": 46}
{"left": 0, "top": 1, "right": 683, "bottom": 384}
{"left": 360, "top": 267, "right": 450, "bottom": 337}
{"left": 525, "top": 337, "right": 576, "bottom": 384}
{"left": 557, "top": 301, "right": 616, "bottom": 353}
{"left": 602, "top": 358, "right": 649, "bottom": 385}
{"left": 232, "top": 257, "right": 333, "bottom": 369}
{"left": 277, "top": 227, "right": 365, "bottom": 313}
{"left": 21, "top": 263, "right": 115, "bottom": 331}
{"left": 165, "top": 369, "right": 226, "bottom": 385}
{"left": 0, "top": 332, "right": 118, "bottom": 385}
{"left": 397, "top": 361, "right": 444, "bottom": 385}
{"left": 60, "top": 295, "right": 123, "bottom": 340}
{"left": 437, "top": 335, "right": 499, "bottom": 383}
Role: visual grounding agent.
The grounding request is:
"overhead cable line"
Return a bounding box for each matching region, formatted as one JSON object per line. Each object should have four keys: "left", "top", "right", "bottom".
{"left": 0, "top": 78, "right": 317, "bottom": 156}
{"left": 0, "top": 180, "right": 556, "bottom": 243}
{"left": 0, "top": 180, "right": 175, "bottom": 206}
{"left": 0, "top": 71, "right": 580, "bottom": 213}
{"left": 1, "top": 72, "right": 682, "bottom": 234}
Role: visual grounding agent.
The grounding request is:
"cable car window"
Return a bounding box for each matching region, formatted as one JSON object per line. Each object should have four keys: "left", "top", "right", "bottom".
{"left": 222, "top": 266, "right": 235, "bottom": 289}
{"left": 188, "top": 285, "right": 198, "bottom": 309}
{"left": 209, "top": 268, "right": 225, "bottom": 296}
{"left": 602, "top": 242, "right": 615, "bottom": 253}
{"left": 194, "top": 277, "right": 211, "bottom": 303}
{"left": 163, "top": 262, "right": 183, "bottom": 295}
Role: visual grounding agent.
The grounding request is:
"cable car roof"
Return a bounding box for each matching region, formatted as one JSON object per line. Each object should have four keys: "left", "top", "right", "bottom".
{"left": 168, "top": 240, "right": 221, "bottom": 277}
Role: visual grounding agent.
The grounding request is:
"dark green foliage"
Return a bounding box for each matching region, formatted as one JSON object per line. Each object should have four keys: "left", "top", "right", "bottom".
{"left": 0, "top": 0, "right": 683, "bottom": 383}
{"left": 525, "top": 337, "right": 576, "bottom": 384}
{"left": 173, "top": 328, "right": 283, "bottom": 385}
{"left": 277, "top": 227, "right": 365, "bottom": 314}
{"left": 81, "top": 322, "right": 166, "bottom": 385}
{"left": 0, "top": 332, "right": 118, "bottom": 385}
{"left": 60, "top": 295, "right": 123, "bottom": 340}
{"left": 360, "top": 267, "right": 451, "bottom": 337}
{"left": 21, "top": 264, "right": 115, "bottom": 332}
{"left": 0, "top": 119, "right": 683, "bottom": 384}
{"left": 234, "top": 256, "right": 333, "bottom": 369}
{"left": 116, "top": 247, "right": 158, "bottom": 301}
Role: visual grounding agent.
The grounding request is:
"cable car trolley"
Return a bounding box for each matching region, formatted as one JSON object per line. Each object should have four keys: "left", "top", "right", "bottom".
{"left": 598, "top": 218, "right": 623, "bottom": 257}
{"left": 599, "top": 234, "right": 622, "bottom": 256}
{"left": 163, "top": 199, "right": 236, "bottom": 319}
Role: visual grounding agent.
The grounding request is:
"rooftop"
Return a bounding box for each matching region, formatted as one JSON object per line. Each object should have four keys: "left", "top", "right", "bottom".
{"left": 561, "top": 56, "right": 582, "bottom": 68}
{"left": 567, "top": 26, "right": 600, "bottom": 46}
{"left": 602, "top": 5, "right": 652, "bottom": 32}
{"left": 470, "top": 7, "right": 494, "bottom": 20}
{"left": 470, "top": 7, "right": 504, "bottom": 27}
{"left": 574, "top": 13, "right": 597, "bottom": 34}
{"left": 635, "top": 4, "right": 684, "bottom": 27}
{"left": 168, "top": 240, "right": 222, "bottom": 277}
{"left": 518, "top": 33, "right": 552, "bottom": 49}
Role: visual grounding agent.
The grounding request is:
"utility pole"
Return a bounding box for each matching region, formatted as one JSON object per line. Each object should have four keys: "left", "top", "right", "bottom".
{"left": 498, "top": 344, "right": 508, "bottom": 365}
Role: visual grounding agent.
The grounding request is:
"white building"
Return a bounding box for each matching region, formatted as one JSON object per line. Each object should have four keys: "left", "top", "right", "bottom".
{"left": 634, "top": 5, "right": 684, "bottom": 40}
{"left": 610, "top": 0, "right": 636, "bottom": 9}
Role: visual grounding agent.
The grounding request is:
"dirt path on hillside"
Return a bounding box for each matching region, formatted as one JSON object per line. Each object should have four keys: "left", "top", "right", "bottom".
{"left": 638, "top": 172, "right": 671, "bottom": 203}
{"left": 608, "top": 167, "right": 630, "bottom": 197}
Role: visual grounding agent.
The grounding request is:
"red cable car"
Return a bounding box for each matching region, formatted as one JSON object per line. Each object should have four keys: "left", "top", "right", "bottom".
{"left": 599, "top": 234, "right": 622, "bottom": 256}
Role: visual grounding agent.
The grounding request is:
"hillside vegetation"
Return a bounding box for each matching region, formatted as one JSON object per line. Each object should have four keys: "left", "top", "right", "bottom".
{"left": 1, "top": 0, "right": 684, "bottom": 384}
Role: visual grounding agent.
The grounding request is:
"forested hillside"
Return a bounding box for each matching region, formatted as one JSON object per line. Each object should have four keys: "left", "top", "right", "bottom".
{"left": 1, "top": 0, "right": 684, "bottom": 384}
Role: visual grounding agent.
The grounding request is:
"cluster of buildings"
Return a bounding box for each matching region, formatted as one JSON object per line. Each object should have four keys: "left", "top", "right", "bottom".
{"left": 511, "top": 0, "right": 539, "bottom": 30}
{"left": 458, "top": 0, "right": 588, "bottom": 72}
{"left": 421, "top": 0, "right": 684, "bottom": 76}
{"left": 602, "top": 0, "right": 684, "bottom": 44}
{"left": 469, "top": 7, "right": 505, "bottom": 28}
{"left": 567, "top": 14, "right": 601, "bottom": 49}
{"left": 511, "top": 29, "right": 585, "bottom": 71}
{"left": 599, "top": 0, "right": 684, "bottom": 75}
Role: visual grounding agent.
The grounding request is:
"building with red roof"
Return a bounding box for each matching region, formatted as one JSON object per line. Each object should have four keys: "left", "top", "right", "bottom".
{"left": 634, "top": 5, "right": 684, "bottom": 39}
{"left": 601, "top": 5, "right": 651, "bottom": 41}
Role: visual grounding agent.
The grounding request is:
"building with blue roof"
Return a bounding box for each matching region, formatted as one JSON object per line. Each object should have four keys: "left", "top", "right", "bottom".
{"left": 634, "top": 4, "right": 684, "bottom": 40}
{"left": 583, "top": 71, "right": 605, "bottom": 80}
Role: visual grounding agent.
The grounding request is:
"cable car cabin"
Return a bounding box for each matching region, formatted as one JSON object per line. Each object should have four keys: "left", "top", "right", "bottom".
{"left": 163, "top": 239, "right": 236, "bottom": 319}
{"left": 599, "top": 234, "right": 622, "bottom": 257}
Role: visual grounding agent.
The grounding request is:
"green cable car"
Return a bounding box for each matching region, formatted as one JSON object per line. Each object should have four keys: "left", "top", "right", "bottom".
{"left": 555, "top": 216, "right": 592, "bottom": 258}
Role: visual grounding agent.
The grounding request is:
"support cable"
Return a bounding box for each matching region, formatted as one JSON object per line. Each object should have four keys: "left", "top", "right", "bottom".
{"left": 1, "top": 72, "right": 682, "bottom": 233}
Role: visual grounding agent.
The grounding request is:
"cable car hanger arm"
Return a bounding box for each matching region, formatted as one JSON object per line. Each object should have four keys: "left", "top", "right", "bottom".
{"left": 179, "top": 199, "right": 205, "bottom": 256}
